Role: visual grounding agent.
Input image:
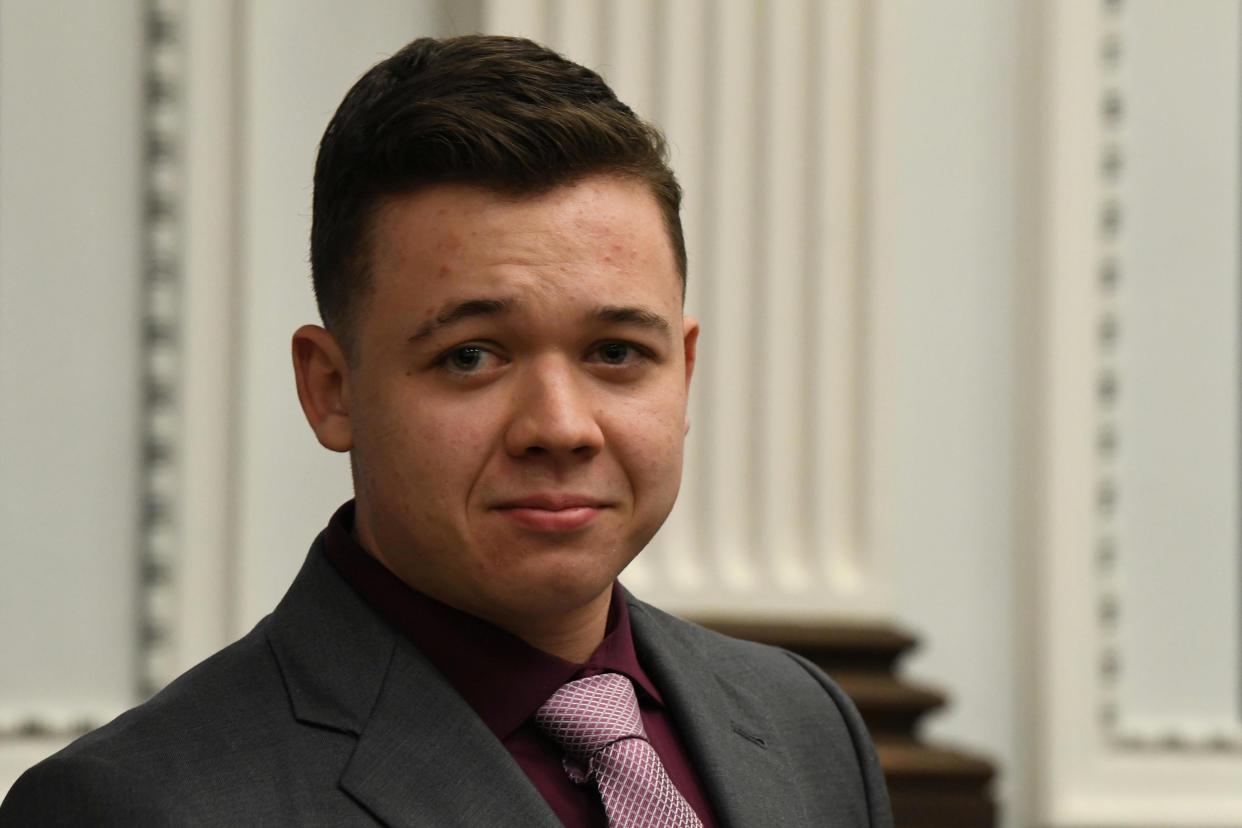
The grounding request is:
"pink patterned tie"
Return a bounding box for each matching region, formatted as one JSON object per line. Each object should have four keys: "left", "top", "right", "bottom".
{"left": 535, "top": 673, "right": 704, "bottom": 828}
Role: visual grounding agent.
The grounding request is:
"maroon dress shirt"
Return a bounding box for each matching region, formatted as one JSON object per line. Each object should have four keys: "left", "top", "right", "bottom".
{"left": 321, "top": 501, "right": 718, "bottom": 828}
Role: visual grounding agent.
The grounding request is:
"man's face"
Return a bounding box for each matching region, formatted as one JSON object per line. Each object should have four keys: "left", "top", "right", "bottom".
{"left": 342, "top": 175, "right": 697, "bottom": 628}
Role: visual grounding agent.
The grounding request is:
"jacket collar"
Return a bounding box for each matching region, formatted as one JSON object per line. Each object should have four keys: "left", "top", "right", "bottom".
{"left": 625, "top": 592, "right": 810, "bottom": 828}
{"left": 266, "top": 538, "right": 560, "bottom": 827}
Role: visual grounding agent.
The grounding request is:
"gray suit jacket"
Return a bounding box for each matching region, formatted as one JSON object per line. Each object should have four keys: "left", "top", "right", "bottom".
{"left": 1, "top": 537, "right": 892, "bottom": 826}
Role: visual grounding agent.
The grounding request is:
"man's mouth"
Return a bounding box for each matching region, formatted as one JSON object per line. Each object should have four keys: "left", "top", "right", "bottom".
{"left": 492, "top": 495, "right": 609, "bottom": 532}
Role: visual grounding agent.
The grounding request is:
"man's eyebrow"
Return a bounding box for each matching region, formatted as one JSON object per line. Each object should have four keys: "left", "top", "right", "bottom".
{"left": 591, "top": 305, "right": 672, "bottom": 334}
{"left": 409, "top": 298, "right": 518, "bottom": 342}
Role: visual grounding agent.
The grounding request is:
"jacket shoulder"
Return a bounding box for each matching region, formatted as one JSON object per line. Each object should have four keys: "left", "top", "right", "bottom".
{"left": 1, "top": 749, "right": 181, "bottom": 827}
{"left": 0, "top": 618, "right": 302, "bottom": 825}
{"left": 627, "top": 598, "right": 894, "bottom": 828}
{"left": 76, "top": 617, "right": 284, "bottom": 761}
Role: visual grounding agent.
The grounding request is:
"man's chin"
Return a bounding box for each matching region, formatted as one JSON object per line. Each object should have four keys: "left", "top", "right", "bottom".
{"left": 501, "top": 572, "right": 616, "bottom": 617}
{"left": 467, "top": 566, "right": 617, "bottom": 627}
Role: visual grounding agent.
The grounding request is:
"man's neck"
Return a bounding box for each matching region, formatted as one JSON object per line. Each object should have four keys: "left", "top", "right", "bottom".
{"left": 498, "top": 588, "right": 612, "bottom": 664}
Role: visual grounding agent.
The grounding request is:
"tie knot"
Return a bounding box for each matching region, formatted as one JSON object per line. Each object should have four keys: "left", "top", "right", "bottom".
{"left": 535, "top": 673, "right": 647, "bottom": 761}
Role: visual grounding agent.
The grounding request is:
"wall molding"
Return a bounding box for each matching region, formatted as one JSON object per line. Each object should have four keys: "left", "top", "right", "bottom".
{"left": 1092, "top": 0, "right": 1124, "bottom": 743}
{"left": 0, "top": 0, "right": 185, "bottom": 746}
{"left": 1092, "top": 0, "right": 1242, "bottom": 755}
{"left": 135, "top": 0, "right": 187, "bottom": 699}
{"left": 1036, "top": 1, "right": 1242, "bottom": 821}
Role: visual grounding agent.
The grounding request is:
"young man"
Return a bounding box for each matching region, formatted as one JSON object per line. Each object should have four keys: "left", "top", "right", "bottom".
{"left": 1, "top": 35, "right": 891, "bottom": 826}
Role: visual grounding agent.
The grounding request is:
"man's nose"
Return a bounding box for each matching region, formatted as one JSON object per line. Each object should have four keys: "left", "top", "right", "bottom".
{"left": 503, "top": 357, "right": 604, "bottom": 461}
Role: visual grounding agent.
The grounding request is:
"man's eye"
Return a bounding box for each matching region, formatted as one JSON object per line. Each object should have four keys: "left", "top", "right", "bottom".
{"left": 599, "top": 343, "right": 630, "bottom": 364}
{"left": 594, "top": 342, "right": 640, "bottom": 365}
{"left": 440, "top": 346, "right": 493, "bottom": 374}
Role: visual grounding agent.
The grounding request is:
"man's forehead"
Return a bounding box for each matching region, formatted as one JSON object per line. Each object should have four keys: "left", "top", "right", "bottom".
{"left": 373, "top": 177, "right": 672, "bottom": 258}
{"left": 367, "top": 177, "right": 682, "bottom": 301}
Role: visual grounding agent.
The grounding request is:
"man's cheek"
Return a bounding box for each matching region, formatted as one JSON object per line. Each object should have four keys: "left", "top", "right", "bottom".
{"left": 624, "top": 431, "right": 681, "bottom": 482}
{"left": 414, "top": 416, "right": 492, "bottom": 473}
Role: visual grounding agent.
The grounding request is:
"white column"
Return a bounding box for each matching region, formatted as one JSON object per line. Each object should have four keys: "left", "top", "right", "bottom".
{"left": 656, "top": 0, "right": 709, "bottom": 594}
{"left": 483, "top": 0, "right": 886, "bottom": 619}
{"left": 757, "top": 0, "right": 811, "bottom": 592}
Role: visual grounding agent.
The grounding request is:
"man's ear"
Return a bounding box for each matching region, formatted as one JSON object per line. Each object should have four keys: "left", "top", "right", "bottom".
{"left": 292, "top": 324, "right": 353, "bottom": 452}
{"left": 681, "top": 315, "right": 700, "bottom": 435}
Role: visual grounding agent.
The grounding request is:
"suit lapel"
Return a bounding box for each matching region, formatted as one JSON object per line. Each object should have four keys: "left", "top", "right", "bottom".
{"left": 627, "top": 597, "right": 810, "bottom": 828}
{"left": 267, "top": 541, "right": 559, "bottom": 828}
{"left": 339, "top": 639, "right": 560, "bottom": 828}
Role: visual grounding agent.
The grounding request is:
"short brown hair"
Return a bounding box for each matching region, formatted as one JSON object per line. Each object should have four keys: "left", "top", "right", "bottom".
{"left": 310, "top": 35, "right": 685, "bottom": 349}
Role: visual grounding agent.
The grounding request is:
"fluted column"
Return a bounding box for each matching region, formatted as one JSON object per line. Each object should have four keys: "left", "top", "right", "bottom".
{"left": 483, "top": 0, "right": 885, "bottom": 621}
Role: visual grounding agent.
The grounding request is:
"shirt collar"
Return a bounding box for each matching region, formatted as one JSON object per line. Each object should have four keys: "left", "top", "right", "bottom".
{"left": 321, "top": 500, "right": 663, "bottom": 741}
